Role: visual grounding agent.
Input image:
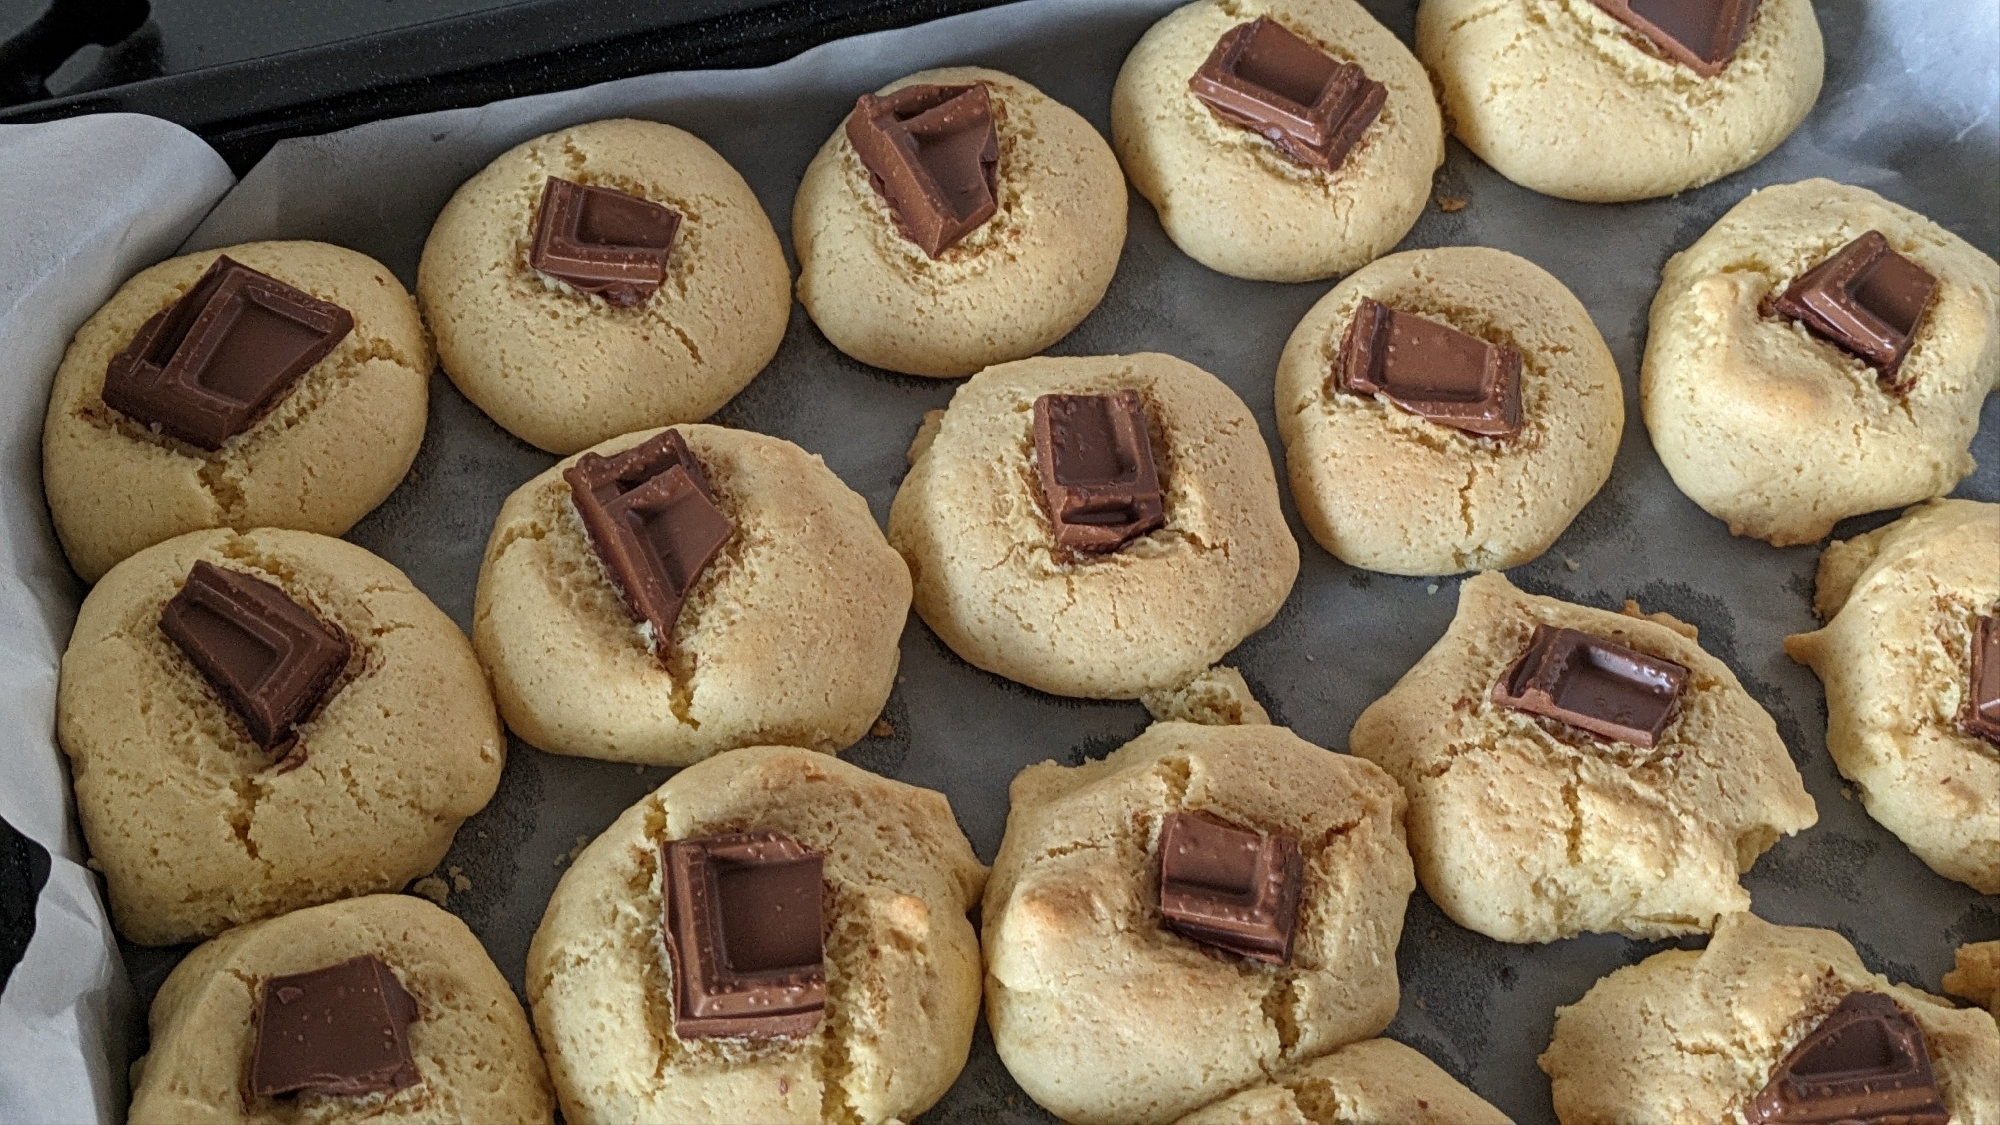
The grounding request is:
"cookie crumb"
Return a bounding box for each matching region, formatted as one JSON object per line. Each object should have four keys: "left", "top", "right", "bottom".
{"left": 554, "top": 835, "right": 592, "bottom": 868}
{"left": 1438, "top": 196, "right": 1468, "bottom": 212}
{"left": 871, "top": 719, "right": 896, "bottom": 738}
{"left": 449, "top": 865, "right": 472, "bottom": 893}
{"left": 1415, "top": 996, "right": 1428, "bottom": 1010}
{"left": 411, "top": 876, "right": 450, "bottom": 906}
{"left": 1841, "top": 787, "right": 1853, "bottom": 800}
{"left": 1142, "top": 665, "right": 1271, "bottom": 726}
{"left": 1564, "top": 557, "right": 1579, "bottom": 571}
{"left": 1426, "top": 583, "right": 1440, "bottom": 595}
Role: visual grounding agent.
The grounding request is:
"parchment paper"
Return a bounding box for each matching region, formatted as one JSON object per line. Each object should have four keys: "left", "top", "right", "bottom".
{"left": 5, "top": 1, "right": 1997, "bottom": 1122}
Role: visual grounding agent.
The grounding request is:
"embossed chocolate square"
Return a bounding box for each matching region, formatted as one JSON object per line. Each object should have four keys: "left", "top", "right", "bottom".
{"left": 1335, "top": 298, "right": 1522, "bottom": 438}
{"left": 1771, "top": 230, "right": 1937, "bottom": 389}
{"left": 250, "top": 954, "right": 420, "bottom": 1100}
{"left": 661, "top": 832, "right": 827, "bottom": 1039}
{"left": 1964, "top": 614, "right": 2000, "bottom": 745}
{"left": 101, "top": 255, "right": 353, "bottom": 451}
{"left": 1745, "top": 992, "right": 1948, "bottom": 1125}
{"left": 529, "top": 177, "right": 682, "bottom": 307}
{"left": 1589, "top": 0, "right": 1762, "bottom": 78}
{"left": 846, "top": 83, "right": 1000, "bottom": 258}
{"left": 160, "top": 560, "right": 351, "bottom": 752}
{"left": 1156, "top": 811, "right": 1303, "bottom": 965}
{"left": 1032, "top": 390, "right": 1167, "bottom": 555}
{"left": 1492, "top": 624, "right": 1690, "bottom": 747}
{"left": 1189, "top": 16, "right": 1385, "bottom": 172}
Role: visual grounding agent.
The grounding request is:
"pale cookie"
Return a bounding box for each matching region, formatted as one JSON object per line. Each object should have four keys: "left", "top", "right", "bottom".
{"left": 525, "top": 746, "right": 986, "bottom": 1125}
{"left": 1142, "top": 665, "right": 1272, "bottom": 726}
{"left": 1177, "top": 1038, "right": 1512, "bottom": 1125}
{"left": 43, "top": 241, "right": 431, "bottom": 584}
{"left": 473, "top": 424, "right": 910, "bottom": 766}
{"left": 984, "top": 722, "right": 1414, "bottom": 1125}
{"left": 418, "top": 118, "right": 790, "bottom": 454}
{"left": 1642, "top": 179, "right": 2000, "bottom": 545}
{"left": 1350, "top": 571, "right": 1817, "bottom": 943}
{"left": 1539, "top": 911, "right": 2000, "bottom": 1124}
{"left": 794, "top": 67, "right": 1126, "bottom": 378}
{"left": 1416, "top": 0, "right": 1822, "bottom": 202}
{"left": 1112, "top": 0, "right": 1442, "bottom": 283}
{"left": 128, "top": 894, "right": 553, "bottom": 1125}
{"left": 888, "top": 353, "right": 1298, "bottom": 699}
{"left": 1784, "top": 499, "right": 2000, "bottom": 892}
{"left": 1275, "top": 247, "right": 1622, "bottom": 574}
{"left": 1945, "top": 942, "right": 2000, "bottom": 1018}
{"left": 58, "top": 528, "right": 503, "bottom": 945}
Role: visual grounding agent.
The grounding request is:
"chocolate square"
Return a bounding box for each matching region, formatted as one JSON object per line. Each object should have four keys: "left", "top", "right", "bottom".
{"left": 1770, "top": 230, "right": 1937, "bottom": 389}
{"left": 564, "top": 430, "right": 733, "bottom": 660}
{"left": 1963, "top": 614, "right": 2000, "bottom": 746}
{"left": 1492, "top": 624, "right": 1690, "bottom": 748}
{"left": 846, "top": 83, "right": 1001, "bottom": 258}
{"left": 250, "top": 955, "right": 419, "bottom": 1100}
{"left": 529, "top": 177, "right": 681, "bottom": 308}
{"left": 101, "top": 255, "right": 353, "bottom": 451}
{"left": 1156, "top": 811, "right": 1303, "bottom": 965}
{"left": 1334, "top": 298, "right": 1523, "bottom": 438}
{"left": 1745, "top": 992, "right": 1947, "bottom": 1125}
{"left": 1589, "top": 0, "right": 1762, "bottom": 78}
{"left": 1189, "top": 16, "right": 1385, "bottom": 172}
{"left": 1032, "top": 390, "right": 1167, "bottom": 555}
{"left": 661, "top": 832, "right": 827, "bottom": 1039}
{"left": 160, "top": 561, "right": 351, "bottom": 752}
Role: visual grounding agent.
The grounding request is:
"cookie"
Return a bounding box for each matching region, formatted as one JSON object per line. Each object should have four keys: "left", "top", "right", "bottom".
{"left": 1945, "top": 942, "right": 2000, "bottom": 1018}
{"left": 1349, "top": 571, "right": 1816, "bottom": 943}
{"left": 1141, "top": 664, "right": 1272, "bottom": 726}
{"left": 1642, "top": 178, "right": 2000, "bottom": 545}
{"left": 794, "top": 67, "right": 1127, "bottom": 378}
{"left": 1784, "top": 499, "right": 2000, "bottom": 892}
{"left": 1416, "top": 0, "right": 1822, "bottom": 202}
{"left": 127, "top": 894, "right": 552, "bottom": 1124}
{"left": 1112, "top": 0, "right": 1442, "bottom": 283}
{"left": 1275, "top": 247, "right": 1622, "bottom": 574}
{"left": 1176, "top": 1038, "right": 1511, "bottom": 1124}
{"left": 888, "top": 353, "right": 1298, "bottom": 699}
{"left": 525, "top": 746, "right": 986, "bottom": 1124}
{"left": 57, "top": 528, "right": 503, "bottom": 945}
{"left": 1539, "top": 911, "right": 2000, "bottom": 1124}
{"left": 42, "top": 241, "right": 431, "bottom": 583}
{"left": 983, "top": 721, "right": 1414, "bottom": 1125}
{"left": 418, "top": 118, "right": 790, "bottom": 454}
{"left": 473, "top": 424, "right": 910, "bottom": 766}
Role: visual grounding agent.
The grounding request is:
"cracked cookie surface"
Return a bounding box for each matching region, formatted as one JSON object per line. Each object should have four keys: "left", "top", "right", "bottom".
{"left": 1176, "top": 1037, "right": 1511, "bottom": 1124}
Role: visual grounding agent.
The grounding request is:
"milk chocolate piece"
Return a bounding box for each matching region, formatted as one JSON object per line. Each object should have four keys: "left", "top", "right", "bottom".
{"left": 1157, "top": 812, "right": 1303, "bottom": 965}
{"left": 846, "top": 83, "right": 1000, "bottom": 258}
{"left": 1189, "top": 16, "right": 1385, "bottom": 171}
{"left": 1771, "top": 231, "right": 1937, "bottom": 389}
{"left": 528, "top": 177, "right": 681, "bottom": 307}
{"left": 1032, "top": 391, "right": 1167, "bottom": 555}
{"left": 1745, "top": 992, "right": 1949, "bottom": 1125}
{"left": 1963, "top": 614, "right": 2000, "bottom": 745}
{"left": 1492, "top": 624, "right": 1690, "bottom": 748}
{"left": 1588, "top": 0, "right": 1762, "bottom": 78}
{"left": 564, "top": 430, "right": 732, "bottom": 659}
{"left": 1335, "top": 298, "right": 1523, "bottom": 438}
{"left": 159, "top": 561, "right": 350, "bottom": 752}
{"left": 250, "top": 955, "right": 419, "bottom": 1100}
{"left": 661, "top": 832, "right": 827, "bottom": 1039}
{"left": 101, "top": 255, "right": 353, "bottom": 451}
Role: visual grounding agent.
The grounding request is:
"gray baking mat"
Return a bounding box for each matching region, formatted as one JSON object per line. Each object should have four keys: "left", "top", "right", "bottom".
{"left": 115, "top": 1, "right": 2000, "bottom": 1121}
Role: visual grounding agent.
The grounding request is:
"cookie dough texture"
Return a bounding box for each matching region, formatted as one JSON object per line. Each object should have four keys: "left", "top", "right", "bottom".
{"left": 1946, "top": 942, "right": 2000, "bottom": 1018}
{"left": 1177, "top": 1038, "right": 1512, "bottom": 1125}
{"left": 419, "top": 118, "right": 790, "bottom": 454}
{"left": 526, "top": 747, "right": 986, "bottom": 1125}
{"left": 1539, "top": 912, "right": 2000, "bottom": 1125}
{"left": 58, "top": 528, "right": 503, "bottom": 945}
{"left": 1643, "top": 179, "right": 2000, "bottom": 545}
{"left": 474, "top": 424, "right": 910, "bottom": 766}
{"left": 1142, "top": 664, "right": 1272, "bottom": 726}
{"left": 889, "top": 353, "right": 1298, "bottom": 699}
{"left": 43, "top": 241, "right": 431, "bottom": 584}
{"left": 984, "top": 722, "right": 1414, "bottom": 1125}
{"left": 1784, "top": 499, "right": 2000, "bottom": 893}
{"left": 1417, "top": 0, "right": 1822, "bottom": 203}
{"left": 1276, "top": 247, "right": 1622, "bottom": 574}
{"left": 128, "top": 894, "right": 553, "bottom": 1125}
{"left": 1350, "top": 571, "right": 1816, "bottom": 944}
{"left": 795, "top": 68, "right": 1126, "bottom": 378}
{"left": 1113, "top": 0, "right": 1443, "bottom": 283}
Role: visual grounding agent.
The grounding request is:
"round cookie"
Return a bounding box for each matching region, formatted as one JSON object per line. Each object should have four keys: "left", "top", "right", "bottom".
{"left": 1945, "top": 942, "right": 2000, "bottom": 1019}
{"left": 43, "top": 241, "right": 432, "bottom": 583}
{"left": 1176, "top": 1038, "right": 1512, "bottom": 1125}
{"left": 128, "top": 894, "right": 553, "bottom": 1125}
{"left": 1275, "top": 247, "right": 1622, "bottom": 574}
{"left": 1538, "top": 912, "right": 2000, "bottom": 1124}
{"left": 1784, "top": 499, "right": 2000, "bottom": 893}
{"left": 58, "top": 527, "right": 504, "bottom": 945}
{"left": 983, "top": 722, "right": 1415, "bottom": 1125}
{"left": 418, "top": 118, "right": 790, "bottom": 454}
{"left": 473, "top": 424, "right": 910, "bottom": 766}
{"left": 1416, "top": 0, "right": 1823, "bottom": 203}
{"left": 794, "top": 67, "right": 1127, "bottom": 378}
{"left": 1349, "top": 571, "right": 1817, "bottom": 943}
{"left": 525, "top": 746, "right": 986, "bottom": 1124}
{"left": 888, "top": 352, "right": 1298, "bottom": 699}
{"left": 1112, "top": 0, "right": 1442, "bottom": 283}
{"left": 1642, "top": 178, "right": 2000, "bottom": 545}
